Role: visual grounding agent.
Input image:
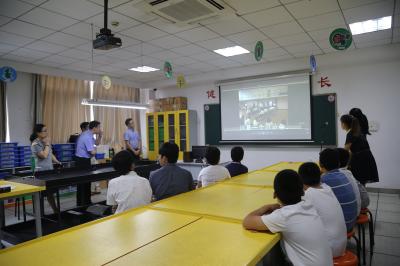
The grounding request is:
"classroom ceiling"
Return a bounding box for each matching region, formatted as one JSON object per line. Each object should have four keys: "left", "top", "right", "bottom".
{"left": 0, "top": 0, "right": 399, "bottom": 83}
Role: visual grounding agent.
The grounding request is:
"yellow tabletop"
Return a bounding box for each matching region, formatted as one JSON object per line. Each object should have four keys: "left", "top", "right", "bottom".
{"left": 107, "top": 217, "right": 280, "bottom": 266}
{"left": 225, "top": 170, "right": 277, "bottom": 188}
{"left": 0, "top": 208, "right": 200, "bottom": 266}
{"left": 261, "top": 161, "right": 303, "bottom": 172}
{"left": 0, "top": 180, "right": 45, "bottom": 199}
{"left": 150, "top": 184, "right": 277, "bottom": 222}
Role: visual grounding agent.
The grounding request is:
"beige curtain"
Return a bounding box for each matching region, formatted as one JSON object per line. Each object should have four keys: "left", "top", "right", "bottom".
{"left": 0, "top": 81, "right": 6, "bottom": 142}
{"left": 93, "top": 82, "right": 140, "bottom": 151}
{"left": 42, "top": 75, "right": 90, "bottom": 143}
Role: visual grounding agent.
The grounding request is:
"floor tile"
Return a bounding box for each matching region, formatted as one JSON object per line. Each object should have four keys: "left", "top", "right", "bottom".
{"left": 371, "top": 252, "right": 400, "bottom": 265}
{"left": 376, "top": 210, "right": 400, "bottom": 223}
{"left": 377, "top": 203, "right": 400, "bottom": 213}
{"left": 366, "top": 235, "right": 400, "bottom": 256}
{"left": 378, "top": 194, "right": 400, "bottom": 204}
{"left": 374, "top": 221, "right": 400, "bottom": 238}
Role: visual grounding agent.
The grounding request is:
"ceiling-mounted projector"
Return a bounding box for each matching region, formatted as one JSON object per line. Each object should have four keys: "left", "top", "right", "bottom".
{"left": 93, "top": 0, "right": 122, "bottom": 50}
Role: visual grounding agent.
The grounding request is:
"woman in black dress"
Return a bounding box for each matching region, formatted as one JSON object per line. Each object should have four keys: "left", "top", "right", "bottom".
{"left": 349, "top": 108, "right": 371, "bottom": 136}
{"left": 340, "top": 114, "right": 379, "bottom": 185}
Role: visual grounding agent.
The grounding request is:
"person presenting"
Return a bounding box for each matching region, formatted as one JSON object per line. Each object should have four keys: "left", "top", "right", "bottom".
{"left": 30, "top": 124, "right": 62, "bottom": 214}
{"left": 124, "top": 118, "right": 141, "bottom": 161}
{"left": 74, "top": 120, "right": 102, "bottom": 206}
{"left": 68, "top": 121, "right": 89, "bottom": 144}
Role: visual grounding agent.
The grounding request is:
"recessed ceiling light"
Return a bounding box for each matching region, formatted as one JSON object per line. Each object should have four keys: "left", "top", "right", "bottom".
{"left": 213, "top": 45, "right": 250, "bottom": 57}
{"left": 129, "top": 66, "right": 159, "bottom": 72}
{"left": 349, "top": 16, "right": 392, "bottom": 35}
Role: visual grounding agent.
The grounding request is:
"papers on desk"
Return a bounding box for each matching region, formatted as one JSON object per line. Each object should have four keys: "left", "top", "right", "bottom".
{"left": 0, "top": 184, "right": 16, "bottom": 190}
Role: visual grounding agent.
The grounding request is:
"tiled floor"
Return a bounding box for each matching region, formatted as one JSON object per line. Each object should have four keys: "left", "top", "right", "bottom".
{"left": 2, "top": 191, "right": 400, "bottom": 265}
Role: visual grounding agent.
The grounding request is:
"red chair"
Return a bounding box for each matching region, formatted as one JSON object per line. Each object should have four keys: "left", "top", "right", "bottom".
{"left": 357, "top": 211, "right": 374, "bottom": 265}
{"left": 347, "top": 228, "right": 360, "bottom": 266}
{"left": 334, "top": 250, "right": 358, "bottom": 266}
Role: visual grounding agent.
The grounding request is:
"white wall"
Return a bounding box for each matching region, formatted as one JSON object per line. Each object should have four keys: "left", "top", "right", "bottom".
{"left": 155, "top": 44, "right": 400, "bottom": 189}
{"left": 5, "top": 71, "right": 33, "bottom": 145}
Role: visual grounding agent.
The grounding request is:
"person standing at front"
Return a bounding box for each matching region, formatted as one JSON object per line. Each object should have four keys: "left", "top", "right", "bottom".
{"left": 123, "top": 118, "right": 141, "bottom": 161}
{"left": 74, "top": 120, "right": 102, "bottom": 206}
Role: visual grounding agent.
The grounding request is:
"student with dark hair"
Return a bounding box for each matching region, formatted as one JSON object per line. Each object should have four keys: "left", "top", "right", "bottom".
{"left": 337, "top": 148, "right": 370, "bottom": 210}
{"left": 124, "top": 118, "right": 141, "bottom": 160}
{"left": 349, "top": 108, "right": 370, "bottom": 136}
{"left": 197, "top": 146, "right": 230, "bottom": 188}
{"left": 68, "top": 121, "right": 89, "bottom": 143}
{"left": 320, "top": 148, "right": 358, "bottom": 231}
{"left": 149, "top": 142, "right": 194, "bottom": 200}
{"left": 299, "top": 162, "right": 347, "bottom": 257}
{"left": 340, "top": 114, "right": 379, "bottom": 184}
{"left": 225, "top": 146, "right": 248, "bottom": 177}
{"left": 74, "top": 120, "right": 102, "bottom": 205}
{"left": 243, "top": 170, "right": 332, "bottom": 266}
{"left": 30, "top": 124, "right": 62, "bottom": 214}
{"left": 107, "top": 150, "right": 151, "bottom": 214}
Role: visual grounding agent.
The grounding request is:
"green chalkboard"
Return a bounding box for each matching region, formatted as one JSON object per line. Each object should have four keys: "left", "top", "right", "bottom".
{"left": 204, "top": 94, "right": 337, "bottom": 146}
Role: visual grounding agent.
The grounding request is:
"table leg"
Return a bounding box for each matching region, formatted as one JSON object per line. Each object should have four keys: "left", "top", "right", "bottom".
{"left": 0, "top": 200, "right": 5, "bottom": 229}
{"left": 33, "top": 193, "right": 42, "bottom": 237}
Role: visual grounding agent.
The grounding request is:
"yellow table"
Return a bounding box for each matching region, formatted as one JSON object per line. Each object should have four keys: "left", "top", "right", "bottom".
{"left": 150, "top": 184, "right": 277, "bottom": 222}
{"left": 225, "top": 170, "right": 277, "bottom": 188}
{"left": 106, "top": 217, "right": 280, "bottom": 266}
{"left": 0, "top": 208, "right": 200, "bottom": 266}
{"left": 0, "top": 180, "right": 45, "bottom": 238}
{"left": 261, "top": 161, "right": 303, "bottom": 172}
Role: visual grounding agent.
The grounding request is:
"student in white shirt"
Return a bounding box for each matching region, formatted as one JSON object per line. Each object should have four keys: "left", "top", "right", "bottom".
{"left": 107, "top": 150, "right": 152, "bottom": 214}
{"left": 243, "top": 170, "right": 333, "bottom": 266}
{"left": 298, "top": 162, "right": 347, "bottom": 258}
{"left": 337, "top": 148, "right": 370, "bottom": 210}
{"left": 197, "top": 146, "right": 230, "bottom": 188}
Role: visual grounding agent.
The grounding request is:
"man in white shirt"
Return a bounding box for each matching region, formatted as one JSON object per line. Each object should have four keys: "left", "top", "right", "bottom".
{"left": 243, "top": 170, "right": 333, "bottom": 266}
{"left": 197, "top": 146, "right": 230, "bottom": 188}
{"left": 107, "top": 150, "right": 152, "bottom": 214}
{"left": 299, "top": 162, "right": 347, "bottom": 258}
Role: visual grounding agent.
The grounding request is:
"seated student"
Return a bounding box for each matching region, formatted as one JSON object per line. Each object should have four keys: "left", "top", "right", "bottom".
{"left": 337, "top": 148, "right": 370, "bottom": 210}
{"left": 107, "top": 150, "right": 152, "bottom": 214}
{"left": 243, "top": 170, "right": 333, "bottom": 266}
{"left": 149, "top": 142, "right": 194, "bottom": 200}
{"left": 299, "top": 162, "right": 347, "bottom": 258}
{"left": 225, "top": 146, "right": 248, "bottom": 177}
{"left": 197, "top": 146, "right": 231, "bottom": 188}
{"left": 319, "top": 148, "right": 358, "bottom": 231}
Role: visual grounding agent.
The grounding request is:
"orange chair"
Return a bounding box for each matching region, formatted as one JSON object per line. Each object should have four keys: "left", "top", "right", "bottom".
{"left": 357, "top": 212, "right": 374, "bottom": 265}
{"left": 360, "top": 207, "right": 375, "bottom": 247}
{"left": 347, "top": 228, "right": 360, "bottom": 265}
{"left": 334, "top": 250, "right": 358, "bottom": 266}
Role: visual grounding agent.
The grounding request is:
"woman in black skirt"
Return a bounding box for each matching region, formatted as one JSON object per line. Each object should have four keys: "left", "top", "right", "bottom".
{"left": 340, "top": 114, "right": 379, "bottom": 185}
{"left": 350, "top": 108, "right": 371, "bottom": 137}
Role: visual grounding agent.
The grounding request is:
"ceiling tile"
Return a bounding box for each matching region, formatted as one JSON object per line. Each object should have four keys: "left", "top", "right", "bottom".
{"left": 242, "top": 6, "right": 293, "bottom": 28}
{"left": 284, "top": 42, "right": 321, "bottom": 53}
{"left": 116, "top": 34, "right": 140, "bottom": 47}
{"left": 75, "top": 42, "right": 94, "bottom": 52}
{"left": 190, "top": 51, "right": 224, "bottom": 61}
{"left": 39, "top": 54, "right": 77, "bottom": 64}
{"left": 149, "top": 50, "right": 181, "bottom": 61}
{"left": 176, "top": 27, "right": 219, "bottom": 42}
{"left": 226, "top": 0, "right": 281, "bottom": 15}
{"left": 147, "top": 18, "right": 197, "bottom": 34}
{"left": 120, "top": 24, "right": 167, "bottom": 41}
{"left": 298, "top": 11, "right": 346, "bottom": 31}
{"left": 0, "top": 30, "right": 35, "bottom": 46}
{"left": 123, "top": 43, "right": 164, "bottom": 55}
{"left": 26, "top": 40, "right": 68, "bottom": 53}
{"left": 292, "top": 50, "right": 324, "bottom": 58}
{"left": 264, "top": 47, "right": 289, "bottom": 57}
{"left": 106, "top": 48, "right": 139, "bottom": 60}
{"left": 356, "top": 38, "right": 391, "bottom": 48}
{"left": 19, "top": 7, "right": 78, "bottom": 30}
{"left": 308, "top": 27, "right": 344, "bottom": 41}
{"left": 0, "top": 19, "right": 53, "bottom": 39}
{"left": 43, "top": 32, "right": 87, "bottom": 47}
{"left": 285, "top": 0, "right": 339, "bottom": 19}
{"left": 19, "top": 0, "right": 49, "bottom": 5}
{"left": 260, "top": 21, "right": 304, "bottom": 38}
{"left": 226, "top": 29, "right": 267, "bottom": 45}
{"left": 343, "top": 0, "right": 394, "bottom": 23}
{"left": 266, "top": 54, "right": 294, "bottom": 61}
{"left": 0, "top": 0, "right": 34, "bottom": 18}
{"left": 188, "top": 61, "right": 219, "bottom": 71}
{"left": 338, "top": 0, "right": 384, "bottom": 10}
{"left": 394, "top": 14, "right": 400, "bottom": 27}
{"left": 10, "top": 47, "right": 50, "bottom": 59}
{"left": 1, "top": 53, "right": 37, "bottom": 63}
{"left": 207, "top": 58, "right": 242, "bottom": 68}
{"left": 241, "top": 39, "right": 280, "bottom": 51}
{"left": 197, "top": 37, "right": 235, "bottom": 50}
{"left": 148, "top": 35, "right": 190, "bottom": 49}
{"left": 275, "top": 32, "right": 312, "bottom": 46}
{"left": 280, "top": 0, "right": 300, "bottom": 3}
{"left": 171, "top": 56, "right": 198, "bottom": 66}
{"left": 205, "top": 16, "right": 253, "bottom": 36}
{"left": 353, "top": 29, "right": 392, "bottom": 42}
{"left": 112, "top": 1, "right": 157, "bottom": 23}
{"left": 396, "top": 0, "right": 400, "bottom": 14}
{"left": 229, "top": 53, "right": 259, "bottom": 65}
{"left": 35, "top": 60, "right": 65, "bottom": 67}
{"left": 0, "top": 15, "right": 12, "bottom": 26}
{"left": 58, "top": 48, "right": 92, "bottom": 60}
{"left": 85, "top": 10, "right": 141, "bottom": 32}
{"left": 93, "top": 55, "right": 116, "bottom": 64}
{"left": 62, "top": 22, "right": 98, "bottom": 40}
{"left": 170, "top": 44, "right": 208, "bottom": 56}
{"left": 108, "top": 60, "right": 142, "bottom": 70}
{"left": 87, "top": 0, "right": 131, "bottom": 8}
{"left": 41, "top": 0, "right": 103, "bottom": 20}
{"left": 0, "top": 42, "right": 16, "bottom": 54}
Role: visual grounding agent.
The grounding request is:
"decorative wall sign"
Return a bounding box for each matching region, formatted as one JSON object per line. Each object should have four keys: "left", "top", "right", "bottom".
{"left": 254, "top": 41, "right": 264, "bottom": 61}
{"left": 207, "top": 90, "right": 216, "bottom": 99}
{"left": 310, "top": 55, "right": 317, "bottom": 73}
{"left": 327, "top": 94, "right": 335, "bottom": 103}
{"left": 318, "top": 76, "right": 332, "bottom": 88}
{"left": 176, "top": 74, "right": 186, "bottom": 88}
{"left": 164, "top": 61, "right": 173, "bottom": 79}
{"left": 101, "top": 75, "right": 111, "bottom": 90}
{"left": 329, "top": 28, "right": 352, "bottom": 50}
{"left": 0, "top": 66, "right": 17, "bottom": 82}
